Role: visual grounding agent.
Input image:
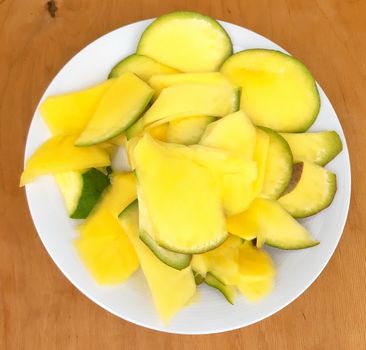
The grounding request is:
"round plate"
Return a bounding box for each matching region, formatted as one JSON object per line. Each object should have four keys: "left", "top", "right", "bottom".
{"left": 24, "top": 19, "right": 351, "bottom": 334}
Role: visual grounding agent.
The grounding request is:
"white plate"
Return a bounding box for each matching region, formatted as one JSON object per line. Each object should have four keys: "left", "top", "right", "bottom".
{"left": 24, "top": 19, "right": 351, "bottom": 334}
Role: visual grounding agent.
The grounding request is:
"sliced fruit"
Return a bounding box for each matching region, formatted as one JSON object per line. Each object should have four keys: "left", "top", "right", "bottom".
{"left": 76, "top": 72, "right": 154, "bottom": 146}
{"left": 137, "top": 11, "right": 232, "bottom": 72}
{"left": 40, "top": 80, "right": 113, "bottom": 135}
{"left": 237, "top": 276, "right": 274, "bottom": 302}
{"left": 139, "top": 229, "right": 191, "bottom": 270}
{"left": 205, "top": 272, "right": 236, "bottom": 305}
{"left": 20, "top": 135, "right": 111, "bottom": 186}
{"left": 108, "top": 54, "right": 178, "bottom": 80}
{"left": 227, "top": 198, "right": 319, "bottom": 249}
{"left": 133, "top": 134, "right": 227, "bottom": 254}
{"left": 119, "top": 201, "right": 196, "bottom": 323}
{"left": 75, "top": 209, "right": 139, "bottom": 284}
{"left": 166, "top": 116, "right": 215, "bottom": 145}
{"left": 278, "top": 161, "right": 337, "bottom": 217}
{"left": 148, "top": 123, "right": 168, "bottom": 141}
{"left": 200, "top": 110, "right": 256, "bottom": 159}
{"left": 55, "top": 168, "right": 110, "bottom": 219}
{"left": 280, "top": 131, "right": 343, "bottom": 166}
{"left": 252, "top": 129, "right": 270, "bottom": 197}
{"left": 149, "top": 72, "right": 232, "bottom": 96}
{"left": 191, "top": 235, "right": 242, "bottom": 285}
{"left": 143, "top": 83, "right": 240, "bottom": 127}
{"left": 193, "top": 271, "right": 205, "bottom": 285}
{"left": 259, "top": 127, "right": 293, "bottom": 199}
{"left": 221, "top": 49, "right": 320, "bottom": 132}
{"left": 125, "top": 117, "right": 145, "bottom": 140}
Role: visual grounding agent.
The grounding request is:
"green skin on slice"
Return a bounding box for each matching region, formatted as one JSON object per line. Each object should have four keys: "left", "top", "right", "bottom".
{"left": 55, "top": 168, "right": 110, "bottom": 219}
{"left": 108, "top": 54, "right": 178, "bottom": 81}
{"left": 280, "top": 131, "right": 343, "bottom": 166}
{"left": 259, "top": 127, "right": 293, "bottom": 199}
{"left": 205, "top": 272, "right": 236, "bottom": 305}
{"left": 278, "top": 161, "right": 337, "bottom": 218}
{"left": 139, "top": 230, "right": 192, "bottom": 270}
{"left": 125, "top": 116, "right": 145, "bottom": 140}
{"left": 220, "top": 49, "right": 320, "bottom": 132}
{"left": 137, "top": 11, "right": 232, "bottom": 72}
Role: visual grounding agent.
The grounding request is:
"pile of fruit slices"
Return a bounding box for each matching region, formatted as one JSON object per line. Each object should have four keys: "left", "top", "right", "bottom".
{"left": 21, "top": 11, "right": 343, "bottom": 323}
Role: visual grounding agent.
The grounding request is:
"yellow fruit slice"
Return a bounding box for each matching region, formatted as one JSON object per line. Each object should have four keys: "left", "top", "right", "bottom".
{"left": 76, "top": 73, "right": 154, "bottom": 146}
{"left": 142, "top": 83, "right": 240, "bottom": 127}
{"left": 237, "top": 276, "right": 274, "bottom": 302}
{"left": 108, "top": 54, "right": 178, "bottom": 81}
{"left": 20, "top": 135, "right": 111, "bottom": 186}
{"left": 40, "top": 80, "right": 114, "bottom": 135}
{"left": 75, "top": 209, "right": 139, "bottom": 284}
{"left": 252, "top": 129, "right": 270, "bottom": 197}
{"left": 221, "top": 49, "right": 320, "bottom": 132}
{"left": 133, "top": 134, "right": 227, "bottom": 253}
{"left": 119, "top": 201, "right": 196, "bottom": 323}
{"left": 137, "top": 11, "right": 232, "bottom": 72}
{"left": 148, "top": 123, "right": 169, "bottom": 142}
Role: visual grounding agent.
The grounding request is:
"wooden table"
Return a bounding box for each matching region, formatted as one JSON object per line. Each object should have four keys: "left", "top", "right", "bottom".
{"left": 1, "top": 0, "right": 365, "bottom": 348}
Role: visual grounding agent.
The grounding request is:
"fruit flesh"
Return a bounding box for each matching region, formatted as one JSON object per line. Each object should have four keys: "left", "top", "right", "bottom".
{"left": 119, "top": 201, "right": 196, "bottom": 323}
{"left": 20, "top": 135, "right": 111, "bottom": 186}
{"left": 259, "top": 127, "right": 293, "bottom": 199}
{"left": 137, "top": 11, "right": 232, "bottom": 72}
{"left": 108, "top": 54, "right": 178, "bottom": 81}
{"left": 76, "top": 72, "right": 154, "bottom": 146}
{"left": 280, "top": 131, "right": 342, "bottom": 166}
{"left": 205, "top": 272, "right": 236, "bottom": 305}
{"left": 133, "top": 134, "right": 227, "bottom": 254}
{"left": 142, "top": 83, "right": 240, "bottom": 127}
{"left": 40, "top": 80, "right": 114, "bottom": 135}
{"left": 278, "top": 161, "right": 337, "bottom": 217}
{"left": 221, "top": 49, "right": 320, "bottom": 132}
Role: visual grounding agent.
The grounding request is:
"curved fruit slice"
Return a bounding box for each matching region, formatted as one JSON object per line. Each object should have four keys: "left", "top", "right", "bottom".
{"left": 149, "top": 72, "right": 232, "bottom": 96}
{"left": 205, "top": 272, "right": 236, "bottom": 305}
{"left": 237, "top": 276, "right": 274, "bottom": 302}
{"left": 143, "top": 83, "right": 240, "bottom": 127}
{"left": 280, "top": 131, "right": 343, "bottom": 166}
{"left": 74, "top": 209, "right": 139, "bottom": 285}
{"left": 133, "top": 134, "right": 227, "bottom": 254}
{"left": 20, "top": 135, "right": 111, "bottom": 186}
{"left": 139, "top": 230, "right": 191, "bottom": 270}
{"left": 221, "top": 49, "right": 320, "bottom": 132}
{"left": 259, "top": 127, "right": 293, "bottom": 199}
{"left": 278, "top": 162, "right": 337, "bottom": 218}
{"left": 40, "top": 80, "right": 113, "bottom": 135}
{"left": 55, "top": 168, "right": 110, "bottom": 219}
{"left": 125, "top": 117, "right": 145, "bottom": 140}
{"left": 200, "top": 111, "right": 256, "bottom": 159}
{"left": 108, "top": 54, "right": 178, "bottom": 80}
{"left": 137, "top": 11, "right": 232, "bottom": 72}
{"left": 166, "top": 116, "right": 215, "bottom": 145}
{"left": 76, "top": 73, "right": 153, "bottom": 146}
{"left": 227, "top": 198, "right": 319, "bottom": 249}
{"left": 119, "top": 201, "right": 196, "bottom": 323}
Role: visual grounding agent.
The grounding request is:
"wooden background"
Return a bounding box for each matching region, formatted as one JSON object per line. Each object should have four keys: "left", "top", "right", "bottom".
{"left": 1, "top": 0, "right": 365, "bottom": 348}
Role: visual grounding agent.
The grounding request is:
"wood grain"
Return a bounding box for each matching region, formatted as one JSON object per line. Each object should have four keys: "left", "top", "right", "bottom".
{"left": 1, "top": 0, "right": 365, "bottom": 348}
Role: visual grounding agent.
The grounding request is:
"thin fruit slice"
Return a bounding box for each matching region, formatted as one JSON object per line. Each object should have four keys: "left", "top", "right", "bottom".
{"left": 252, "top": 129, "right": 270, "bottom": 197}
{"left": 133, "top": 134, "right": 227, "bottom": 254}
{"left": 221, "top": 49, "right": 320, "bottom": 132}
{"left": 139, "top": 229, "right": 191, "bottom": 270}
{"left": 191, "top": 235, "right": 242, "bottom": 285}
{"left": 205, "top": 273, "right": 236, "bottom": 305}
{"left": 20, "top": 135, "right": 111, "bottom": 186}
{"left": 137, "top": 11, "right": 232, "bottom": 72}
{"left": 227, "top": 198, "right": 319, "bottom": 249}
{"left": 278, "top": 161, "right": 337, "bottom": 217}
{"left": 108, "top": 54, "right": 178, "bottom": 80}
{"left": 40, "top": 80, "right": 114, "bottom": 135}
{"left": 143, "top": 83, "right": 240, "bottom": 127}
{"left": 74, "top": 209, "right": 139, "bottom": 284}
{"left": 125, "top": 117, "right": 145, "bottom": 140}
{"left": 280, "top": 131, "right": 343, "bottom": 166}
{"left": 237, "top": 276, "right": 274, "bottom": 302}
{"left": 166, "top": 116, "right": 215, "bottom": 145}
{"left": 119, "top": 201, "right": 196, "bottom": 323}
{"left": 259, "top": 127, "right": 293, "bottom": 199}
{"left": 200, "top": 110, "right": 256, "bottom": 159}
{"left": 125, "top": 117, "right": 168, "bottom": 141}
{"left": 76, "top": 72, "right": 153, "bottom": 146}
{"left": 149, "top": 72, "right": 232, "bottom": 96}
{"left": 55, "top": 168, "right": 110, "bottom": 219}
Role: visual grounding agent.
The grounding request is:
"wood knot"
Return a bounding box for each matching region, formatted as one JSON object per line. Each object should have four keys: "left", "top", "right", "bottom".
{"left": 47, "top": 0, "right": 57, "bottom": 18}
